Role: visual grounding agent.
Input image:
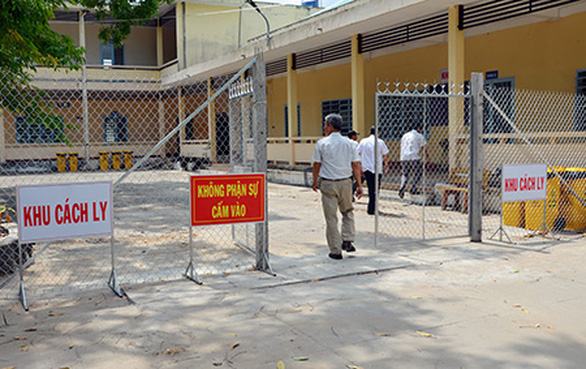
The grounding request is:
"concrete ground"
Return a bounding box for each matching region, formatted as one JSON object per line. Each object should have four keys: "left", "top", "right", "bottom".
{"left": 1, "top": 182, "right": 585, "bottom": 369}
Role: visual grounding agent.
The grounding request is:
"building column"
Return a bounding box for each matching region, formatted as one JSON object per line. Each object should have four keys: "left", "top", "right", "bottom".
{"left": 448, "top": 5, "right": 465, "bottom": 170}
{"left": 286, "top": 53, "right": 297, "bottom": 165}
{"left": 207, "top": 77, "right": 217, "bottom": 163}
{"left": 351, "top": 34, "right": 365, "bottom": 133}
{"left": 156, "top": 19, "right": 164, "bottom": 67}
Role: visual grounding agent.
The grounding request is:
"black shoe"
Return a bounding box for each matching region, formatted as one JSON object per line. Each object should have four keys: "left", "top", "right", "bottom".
{"left": 398, "top": 188, "right": 405, "bottom": 199}
{"left": 328, "top": 252, "right": 343, "bottom": 260}
{"left": 341, "top": 241, "right": 356, "bottom": 252}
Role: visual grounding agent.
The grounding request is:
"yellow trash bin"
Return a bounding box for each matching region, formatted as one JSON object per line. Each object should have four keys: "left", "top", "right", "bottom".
{"left": 123, "top": 150, "right": 133, "bottom": 169}
{"left": 112, "top": 150, "right": 122, "bottom": 170}
{"left": 562, "top": 167, "right": 586, "bottom": 231}
{"left": 503, "top": 201, "right": 525, "bottom": 228}
{"left": 525, "top": 170, "right": 561, "bottom": 231}
{"left": 99, "top": 151, "right": 109, "bottom": 171}
{"left": 56, "top": 152, "right": 67, "bottom": 172}
{"left": 68, "top": 152, "right": 78, "bottom": 172}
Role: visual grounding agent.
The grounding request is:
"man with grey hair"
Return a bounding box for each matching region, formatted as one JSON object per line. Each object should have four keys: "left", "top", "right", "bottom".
{"left": 312, "top": 114, "right": 363, "bottom": 260}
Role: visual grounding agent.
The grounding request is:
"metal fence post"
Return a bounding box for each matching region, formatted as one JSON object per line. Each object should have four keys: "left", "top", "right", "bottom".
{"left": 470, "top": 72, "right": 484, "bottom": 242}
{"left": 252, "top": 53, "right": 272, "bottom": 274}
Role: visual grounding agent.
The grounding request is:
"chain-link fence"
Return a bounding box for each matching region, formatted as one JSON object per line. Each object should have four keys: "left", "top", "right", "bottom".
{"left": 373, "top": 82, "right": 471, "bottom": 243}
{"left": 0, "top": 56, "right": 269, "bottom": 307}
{"left": 373, "top": 77, "right": 586, "bottom": 245}
{"left": 482, "top": 85, "right": 586, "bottom": 243}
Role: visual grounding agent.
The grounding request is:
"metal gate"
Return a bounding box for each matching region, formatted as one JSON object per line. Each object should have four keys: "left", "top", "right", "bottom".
{"left": 374, "top": 81, "right": 471, "bottom": 244}
{"left": 0, "top": 56, "right": 270, "bottom": 307}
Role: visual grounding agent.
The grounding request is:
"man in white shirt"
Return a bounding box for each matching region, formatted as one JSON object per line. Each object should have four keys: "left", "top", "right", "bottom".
{"left": 346, "top": 130, "right": 362, "bottom": 199}
{"left": 357, "top": 126, "right": 390, "bottom": 215}
{"left": 399, "top": 123, "right": 427, "bottom": 199}
{"left": 312, "top": 114, "right": 363, "bottom": 260}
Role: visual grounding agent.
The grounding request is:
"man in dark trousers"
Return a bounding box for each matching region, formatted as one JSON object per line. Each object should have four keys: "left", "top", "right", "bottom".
{"left": 312, "top": 114, "right": 363, "bottom": 260}
{"left": 357, "top": 126, "right": 389, "bottom": 215}
{"left": 399, "top": 122, "right": 427, "bottom": 199}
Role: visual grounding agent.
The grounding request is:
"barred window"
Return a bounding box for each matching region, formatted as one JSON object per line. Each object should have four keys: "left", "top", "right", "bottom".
{"left": 101, "top": 42, "right": 125, "bottom": 66}
{"left": 483, "top": 77, "right": 515, "bottom": 135}
{"left": 15, "top": 116, "right": 64, "bottom": 144}
{"left": 575, "top": 69, "right": 586, "bottom": 131}
{"left": 103, "top": 111, "right": 128, "bottom": 142}
{"left": 321, "top": 98, "right": 352, "bottom": 135}
{"left": 284, "top": 103, "right": 301, "bottom": 137}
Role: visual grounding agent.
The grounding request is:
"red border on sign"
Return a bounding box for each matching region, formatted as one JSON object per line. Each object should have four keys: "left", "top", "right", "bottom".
{"left": 190, "top": 173, "right": 265, "bottom": 226}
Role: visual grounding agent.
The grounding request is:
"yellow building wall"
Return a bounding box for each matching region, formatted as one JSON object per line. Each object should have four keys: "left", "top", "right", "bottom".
{"left": 267, "top": 63, "right": 352, "bottom": 138}
{"left": 266, "top": 10, "right": 586, "bottom": 165}
{"left": 466, "top": 11, "right": 586, "bottom": 93}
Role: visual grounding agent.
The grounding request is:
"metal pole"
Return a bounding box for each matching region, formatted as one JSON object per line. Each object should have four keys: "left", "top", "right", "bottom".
{"left": 183, "top": 225, "right": 201, "bottom": 284}
{"left": 80, "top": 11, "right": 89, "bottom": 166}
{"left": 108, "top": 235, "right": 122, "bottom": 297}
{"left": 422, "top": 97, "right": 427, "bottom": 240}
{"left": 374, "top": 94, "right": 379, "bottom": 248}
{"left": 470, "top": 73, "right": 484, "bottom": 242}
{"left": 18, "top": 241, "right": 28, "bottom": 311}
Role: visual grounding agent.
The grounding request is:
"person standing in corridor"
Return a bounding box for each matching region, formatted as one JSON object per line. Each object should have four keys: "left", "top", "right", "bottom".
{"left": 312, "top": 114, "right": 363, "bottom": 260}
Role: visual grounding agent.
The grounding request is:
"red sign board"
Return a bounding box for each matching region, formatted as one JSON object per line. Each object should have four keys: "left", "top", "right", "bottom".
{"left": 190, "top": 174, "right": 265, "bottom": 226}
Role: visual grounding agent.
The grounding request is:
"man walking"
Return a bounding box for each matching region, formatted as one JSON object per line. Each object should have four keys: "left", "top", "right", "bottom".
{"left": 347, "top": 130, "right": 362, "bottom": 199}
{"left": 357, "top": 126, "right": 389, "bottom": 215}
{"left": 312, "top": 114, "right": 363, "bottom": 260}
{"left": 399, "top": 122, "right": 427, "bottom": 199}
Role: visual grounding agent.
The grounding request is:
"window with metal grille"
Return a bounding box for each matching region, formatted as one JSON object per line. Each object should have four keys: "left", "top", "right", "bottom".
{"left": 483, "top": 77, "right": 515, "bottom": 138}
{"left": 100, "top": 42, "right": 125, "bottom": 66}
{"left": 15, "top": 116, "right": 64, "bottom": 144}
{"left": 575, "top": 69, "right": 586, "bottom": 131}
{"left": 321, "top": 99, "right": 352, "bottom": 135}
{"left": 103, "top": 111, "right": 128, "bottom": 142}
{"left": 284, "top": 103, "right": 301, "bottom": 137}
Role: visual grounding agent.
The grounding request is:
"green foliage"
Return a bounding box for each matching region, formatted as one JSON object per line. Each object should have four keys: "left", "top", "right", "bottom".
{"left": 0, "top": 0, "right": 168, "bottom": 140}
{"left": 78, "top": 0, "right": 171, "bottom": 47}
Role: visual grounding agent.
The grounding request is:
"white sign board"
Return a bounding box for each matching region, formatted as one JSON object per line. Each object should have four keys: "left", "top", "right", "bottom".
{"left": 501, "top": 164, "right": 547, "bottom": 203}
{"left": 17, "top": 181, "right": 113, "bottom": 243}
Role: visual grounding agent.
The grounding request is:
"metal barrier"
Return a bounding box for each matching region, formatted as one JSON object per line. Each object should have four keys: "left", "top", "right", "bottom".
{"left": 0, "top": 56, "right": 270, "bottom": 307}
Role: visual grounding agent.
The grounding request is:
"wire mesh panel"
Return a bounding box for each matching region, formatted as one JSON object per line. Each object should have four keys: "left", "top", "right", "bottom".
{"left": 0, "top": 57, "right": 268, "bottom": 305}
{"left": 374, "top": 82, "right": 470, "bottom": 243}
{"left": 482, "top": 87, "right": 586, "bottom": 243}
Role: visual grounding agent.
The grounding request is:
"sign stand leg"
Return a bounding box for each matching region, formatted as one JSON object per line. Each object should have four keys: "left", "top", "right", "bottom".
{"left": 184, "top": 226, "right": 202, "bottom": 285}
{"left": 108, "top": 236, "right": 123, "bottom": 297}
{"left": 528, "top": 199, "right": 557, "bottom": 240}
{"left": 489, "top": 202, "right": 513, "bottom": 244}
{"left": 17, "top": 241, "right": 28, "bottom": 311}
